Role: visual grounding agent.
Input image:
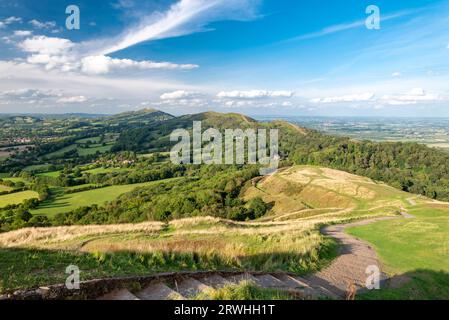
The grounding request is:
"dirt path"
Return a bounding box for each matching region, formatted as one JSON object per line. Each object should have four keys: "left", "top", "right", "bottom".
{"left": 305, "top": 213, "right": 414, "bottom": 297}
{"left": 4, "top": 213, "right": 415, "bottom": 300}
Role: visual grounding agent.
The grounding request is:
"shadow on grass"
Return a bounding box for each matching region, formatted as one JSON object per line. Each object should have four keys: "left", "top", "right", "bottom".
{"left": 359, "top": 269, "right": 449, "bottom": 300}
{"left": 0, "top": 241, "right": 338, "bottom": 294}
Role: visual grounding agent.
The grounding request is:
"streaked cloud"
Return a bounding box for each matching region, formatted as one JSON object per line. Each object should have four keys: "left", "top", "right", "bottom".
{"left": 95, "top": 0, "right": 260, "bottom": 55}
{"left": 28, "top": 19, "right": 56, "bottom": 29}
{"left": 310, "top": 92, "right": 374, "bottom": 104}
{"left": 217, "top": 90, "right": 294, "bottom": 99}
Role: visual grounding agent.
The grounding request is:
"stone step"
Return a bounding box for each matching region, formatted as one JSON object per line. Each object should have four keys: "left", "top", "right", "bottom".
{"left": 312, "top": 285, "right": 341, "bottom": 300}
{"left": 294, "top": 276, "right": 314, "bottom": 288}
{"left": 176, "top": 277, "right": 213, "bottom": 298}
{"left": 198, "top": 274, "right": 229, "bottom": 289}
{"left": 136, "top": 282, "right": 184, "bottom": 300}
{"left": 303, "top": 275, "right": 346, "bottom": 298}
{"left": 97, "top": 289, "right": 140, "bottom": 301}
{"left": 274, "top": 274, "right": 311, "bottom": 289}
{"left": 254, "top": 274, "right": 289, "bottom": 288}
{"left": 225, "top": 273, "right": 261, "bottom": 285}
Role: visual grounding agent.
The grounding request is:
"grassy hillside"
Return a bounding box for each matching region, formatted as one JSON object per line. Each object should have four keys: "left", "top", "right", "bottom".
{"left": 242, "top": 165, "right": 408, "bottom": 221}
{"left": 0, "top": 165, "right": 420, "bottom": 293}
{"left": 0, "top": 165, "right": 448, "bottom": 298}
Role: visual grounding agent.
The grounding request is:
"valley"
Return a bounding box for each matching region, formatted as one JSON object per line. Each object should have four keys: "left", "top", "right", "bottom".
{"left": 0, "top": 109, "right": 448, "bottom": 300}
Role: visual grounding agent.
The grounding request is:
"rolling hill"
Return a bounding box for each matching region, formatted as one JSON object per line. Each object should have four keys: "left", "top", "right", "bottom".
{"left": 2, "top": 165, "right": 448, "bottom": 299}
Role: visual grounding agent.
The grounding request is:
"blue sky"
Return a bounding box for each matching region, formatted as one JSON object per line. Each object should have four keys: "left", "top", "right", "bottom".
{"left": 0, "top": 0, "right": 449, "bottom": 116}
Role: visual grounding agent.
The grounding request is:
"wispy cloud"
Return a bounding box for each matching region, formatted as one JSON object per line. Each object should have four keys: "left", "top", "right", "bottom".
{"left": 93, "top": 0, "right": 260, "bottom": 55}
{"left": 217, "top": 90, "right": 294, "bottom": 99}
{"left": 282, "top": 10, "right": 415, "bottom": 43}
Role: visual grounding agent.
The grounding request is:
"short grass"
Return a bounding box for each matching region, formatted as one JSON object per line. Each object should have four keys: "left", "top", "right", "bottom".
{"left": 0, "top": 190, "right": 39, "bottom": 208}
{"left": 77, "top": 144, "right": 112, "bottom": 156}
{"left": 194, "top": 280, "right": 293, "bottom": 300}
{"left": 31, "top": 181, "right": 163, "bottom": 217}
{"left": 36, "top": 171, "right": 60, "bottom": 178}
{"left": 347, "top": 204, "right": 449, "bottom": 299}
{"left": 3, "top": 177, "right": 30, "bottom": 186}
{"left": 45, "top": 144, "right": 77, "bottom": 158}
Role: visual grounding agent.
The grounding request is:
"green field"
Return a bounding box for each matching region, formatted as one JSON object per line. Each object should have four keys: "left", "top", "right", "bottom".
{"left": 347, "top": 204, "right": 449, "bottom": 299}
{"left": 76, "top": 136, "right": 102, "bottom": 144}
{"left": 1, "top": 177, "right": 29, "bottom": 185}
{"left": 23, "top": 164, "right": 54, "bottom": 172}
{"left": 32, "top": 181, "right": 162, "bottom": 217}
{"left": 77, "top": 144, "right": 113, "bottom": 156}
{"left": 45, "top": 143, "right": 113, "bottom": 159}
{"left": 36, "top": 171, "right": 60, "bottom": 178}
{"left": 0, "top": 185, "right": 13, "bottom": 192}
{"left": 0, "top": 191, "right": 39, "bottom": 208}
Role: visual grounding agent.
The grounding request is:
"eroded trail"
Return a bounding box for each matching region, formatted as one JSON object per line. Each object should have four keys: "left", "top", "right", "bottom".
{"left": 304, "top": 217, "right": 397, "bottom": 297}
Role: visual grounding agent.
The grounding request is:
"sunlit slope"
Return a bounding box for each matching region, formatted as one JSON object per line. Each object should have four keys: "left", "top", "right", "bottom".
{"left": 243, "top": 166, "right": 415, "bottom": 221}
{"left": 0, "top": 165, "right": 435, "bottom": 293}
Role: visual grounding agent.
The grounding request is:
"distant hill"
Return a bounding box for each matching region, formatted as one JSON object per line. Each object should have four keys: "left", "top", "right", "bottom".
{"left": 112, "top": 108, "right": 449, "bottom": 202}
{"left": 112, "top": 110, "right": 289, "bottom": 152}
{"left": 105, "top": 108, "right": 174, "bottom": 125}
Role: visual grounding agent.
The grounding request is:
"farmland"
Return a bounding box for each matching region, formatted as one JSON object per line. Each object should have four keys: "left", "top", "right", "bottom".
{"left": 0, "top": 191, "right": 39, "bottom": 208}
{"left": 32, "top": 181, "right": 165, "bottom": 217}
{"left": 0, "top": 165, "right": 433, "bottom": 294}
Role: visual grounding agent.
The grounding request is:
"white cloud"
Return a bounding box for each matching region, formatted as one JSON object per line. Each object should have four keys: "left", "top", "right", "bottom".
{"left": 29, "top": 19, "right": 57, "bottom": 29}
{"left": 381, "top": 88, "right": 440, "bottom": 105}
{"left": 217, "top": 90, "right": 294, "bottom": 99}
{"left": 57, "top": 96, "right": 88, "bottom": 103}
{"left": 81, "top": 55, "right": 198, "bottom": 75}
{"left": 0, "top": 88, "right": 58, "bottom": 100}
{"left": 0, "top": 87, "right": 89, "bottom": 107}
{"left": 160, "top": 90, "right": 201, "bottom": 100}
{"left": 392, "top": 72, "right": 402, "bottom": 77}
{"left": 20, "top": 36, "right": 74, "bottom": 55}
{"left": 0, "top": 16, "right": 22, "bottom": 28}
{"left": 13, "top": 30, "right": 32, "bottom": 37}
{"left": 18, "top": 36, "right": 198, "bottom": 74}
{"left": 95, "top": 0, "right": 259, "bottom": 55}
{"left": 310, "top": 92, "right": 375, "bottom": 103}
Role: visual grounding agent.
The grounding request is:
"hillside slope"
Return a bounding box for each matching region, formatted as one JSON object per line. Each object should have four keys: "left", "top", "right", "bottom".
{"left": 243, "top": 166, "right": 411, "bottom": 221}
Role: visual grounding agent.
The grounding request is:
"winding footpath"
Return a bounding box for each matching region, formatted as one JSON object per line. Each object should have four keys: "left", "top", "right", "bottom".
{"left": 305, "top": 210, "right": 414, "bottom": 297}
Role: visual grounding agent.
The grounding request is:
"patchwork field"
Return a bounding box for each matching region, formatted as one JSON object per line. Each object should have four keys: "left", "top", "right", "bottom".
{"left": 0, "top": 166, "right": 448, "bottom": 299}
{"left": 31, "top": 181, "right": 163, "bottom": 217}
{"left": 0, "top": 191, "right": 40, "bottom": 208}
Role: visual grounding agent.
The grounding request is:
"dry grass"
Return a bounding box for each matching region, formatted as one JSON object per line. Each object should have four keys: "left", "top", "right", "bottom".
{"left": 0, "top": 221, "right": 163, "bottom": 248}
{"left": 0, "top": 165, "right": 423, "bottom": 280}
